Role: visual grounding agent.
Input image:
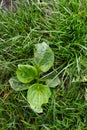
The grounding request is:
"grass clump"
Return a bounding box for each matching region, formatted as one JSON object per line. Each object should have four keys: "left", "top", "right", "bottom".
{"left": 0, "top": 0, "right": 87, "bottom": 129}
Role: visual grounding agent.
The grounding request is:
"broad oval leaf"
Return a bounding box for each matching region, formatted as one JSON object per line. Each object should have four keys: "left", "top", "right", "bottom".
{"left": 16, "top": 65, "right": 38, "bottom": 83}
{"left": 46, "top": 76, "right": 60, "bottom": 88}
{"left": 41, "top": 70, "right": 60, "bottom": 88}
{"left": 27, "top": 83, "right": 51, "bottom": 113}
{"left": 34, "top": 42, "right": 54, "bottom": 72}
{"left": 9, "top": 77, "right": 29, "bottom": 91}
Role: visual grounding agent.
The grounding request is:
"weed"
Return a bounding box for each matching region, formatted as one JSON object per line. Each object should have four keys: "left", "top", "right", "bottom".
{"left": 0, "top": 0, "right": 87, "bottom": 129}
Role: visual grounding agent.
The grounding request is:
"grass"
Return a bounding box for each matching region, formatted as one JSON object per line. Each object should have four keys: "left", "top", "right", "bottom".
{"left": 0, "top": 0, "right": 87, "bottom": 129}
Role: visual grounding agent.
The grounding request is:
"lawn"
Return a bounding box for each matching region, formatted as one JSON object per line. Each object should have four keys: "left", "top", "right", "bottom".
{"left": 0, "top": 0, "right": 87, "bottom": 129}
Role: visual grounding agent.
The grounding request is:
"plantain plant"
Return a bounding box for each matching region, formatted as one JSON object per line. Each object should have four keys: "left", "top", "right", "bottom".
{"left": 9, "top": 42, "right": 60, "bottom": 113}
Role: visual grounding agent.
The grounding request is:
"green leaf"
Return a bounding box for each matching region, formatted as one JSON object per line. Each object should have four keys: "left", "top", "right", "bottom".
{"left": 9, "top": 77, "right": 29, "bottom": 91}
{"left": 46, "top": 76, "right": 60, "bottom": 88}
{"left": 16, "top": 65, "right": 38, "bottom": 83}
{"left": 41, "top": 70, "right": 60, "bottom": 88}
{"left": 34, "top": 42, "right": 54, "bottom": 72}
{"left": 27, "top": 83, "right": 51, "bottom": 113}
